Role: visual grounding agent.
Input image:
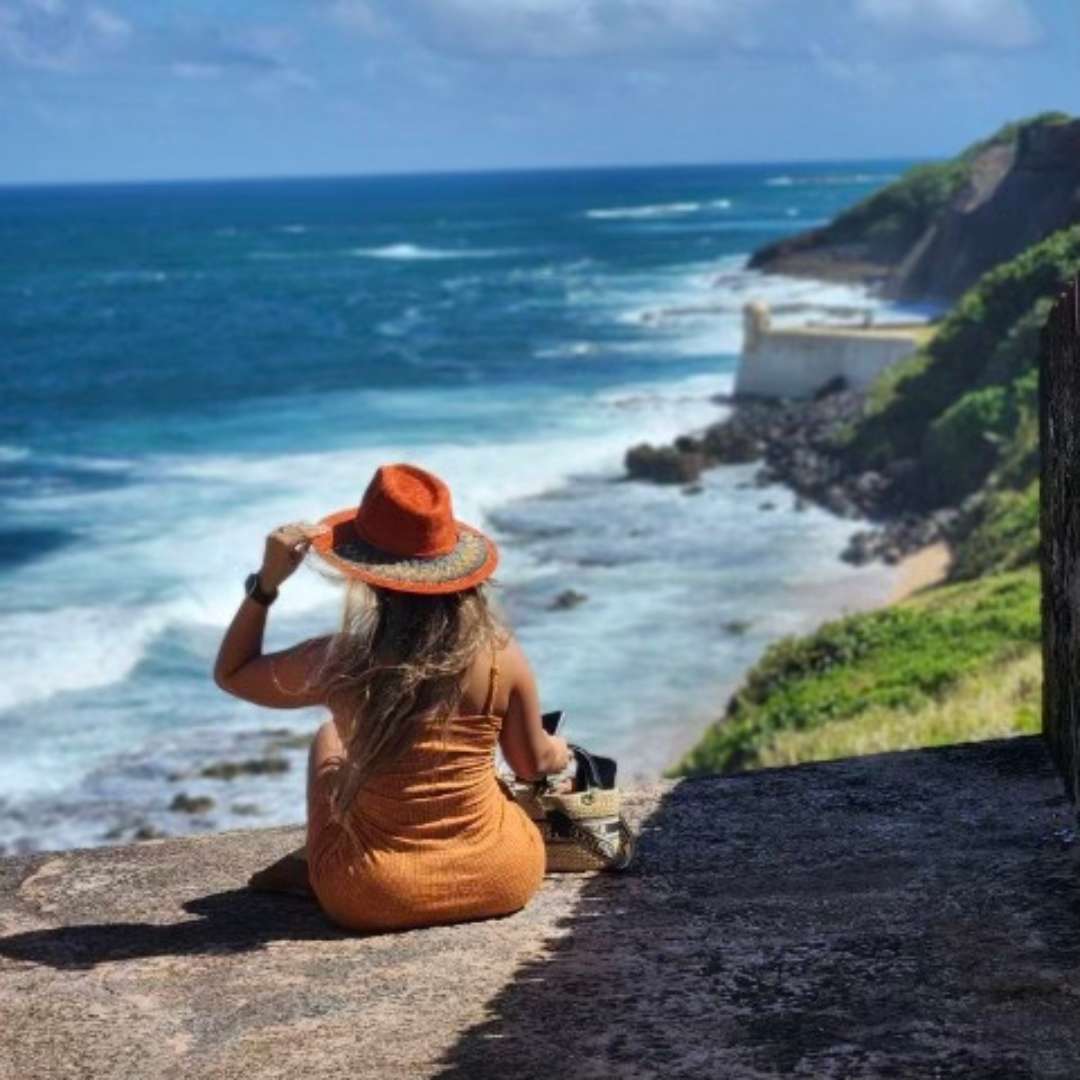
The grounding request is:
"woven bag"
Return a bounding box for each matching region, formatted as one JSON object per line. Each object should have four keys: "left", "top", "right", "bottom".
{"left": 510, "top": 745, "right": 636, "bottom": 873}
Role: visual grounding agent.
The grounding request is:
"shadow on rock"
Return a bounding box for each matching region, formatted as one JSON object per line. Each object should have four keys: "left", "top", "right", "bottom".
{"left": 433, "top": 739, "right": 1080, "bottom": 1080}
{"left": 0, "top": 888, "right": 347, "bottom": 970}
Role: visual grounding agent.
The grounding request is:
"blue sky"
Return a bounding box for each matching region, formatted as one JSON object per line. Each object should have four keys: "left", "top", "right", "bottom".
{"left": 1, "top": 0, "right": 1077, "bottom": 183}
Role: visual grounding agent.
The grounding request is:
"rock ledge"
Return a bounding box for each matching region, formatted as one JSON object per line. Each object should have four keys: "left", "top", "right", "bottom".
{"left": 2, "top": 738, "right": 1078, "bottom": 1079}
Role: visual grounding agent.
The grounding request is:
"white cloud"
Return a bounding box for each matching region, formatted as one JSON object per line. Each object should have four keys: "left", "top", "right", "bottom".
{"left": 808, "top": 40, "right": 895, "bottom": 88}
{"left": 168, "top": 26, "right": 316, "bottom": 91}
{"left": 86, "top": 6, "right": 129, "bottom": 41}
{"left": 324, "top": 0, "right": 1046, "bottom": 62}
{"left": 328, "top": 0, "right": 759, "bottom": 59}
{"left": 853, "top": 0, "right": 1043, "bottom": 51}
{"left": 0, "top": 0, "right": 131, "bottom": 72}
{"left": 0, "top": 4, "right": 314, "bottom": 92}
{"left": 326, "top": 0, "right": 395, "bottom": 36}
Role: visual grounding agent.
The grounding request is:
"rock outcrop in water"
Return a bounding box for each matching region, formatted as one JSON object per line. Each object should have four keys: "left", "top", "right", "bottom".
{"left": 750, "top": 113, "right": 1080, "bottom": 302}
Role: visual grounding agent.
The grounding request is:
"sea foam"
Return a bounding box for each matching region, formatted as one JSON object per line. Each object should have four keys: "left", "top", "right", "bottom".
{"left": 586, "top": 202, "right": 704, "bottom": 220}
{"left": 0, "top": 162, "right": 910, "bottom": 849}
{"left": 351, "top": 243, "right": 505, "bottom": 260}
{"left": 766, "top": 172, "right": 899, "bottom": 188}
{"left": 0, "top": 370, "right": 735, "bottom": 717}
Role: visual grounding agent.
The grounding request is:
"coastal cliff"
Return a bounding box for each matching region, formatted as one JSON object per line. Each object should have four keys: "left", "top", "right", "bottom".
{"left": 655, "top": 116, "right": 1080, "bottom": 777}
{"left": 749, "top": 113, "right": 1080, "bottom": 302}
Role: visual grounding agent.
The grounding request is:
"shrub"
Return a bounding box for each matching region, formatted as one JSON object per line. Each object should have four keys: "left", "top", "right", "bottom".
{"left": 672, "top": 570, "right": 1039, "bottom": 776}
{"left": 843, "top": 225, "right": 1080, "bottom": 505}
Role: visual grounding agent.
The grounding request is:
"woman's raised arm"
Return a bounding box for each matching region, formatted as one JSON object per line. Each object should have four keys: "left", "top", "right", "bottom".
{"left": 213, "top": 522, "right": 330, "bottom": 709}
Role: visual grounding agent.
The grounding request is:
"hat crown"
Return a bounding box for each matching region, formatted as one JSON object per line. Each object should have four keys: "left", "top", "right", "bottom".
{"left": 354, "top": 464, "right": 458, "bottom": 558}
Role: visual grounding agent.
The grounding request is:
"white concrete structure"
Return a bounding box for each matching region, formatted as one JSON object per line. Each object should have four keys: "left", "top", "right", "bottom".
{"left": 735, "top": 301, "right": 922, "bottom": 400}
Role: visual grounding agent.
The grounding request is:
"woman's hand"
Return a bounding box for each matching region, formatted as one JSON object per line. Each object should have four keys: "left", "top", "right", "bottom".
{"left": 259, "top": 522, "right": 328, "bottom": 593}
{"left": 548, "top": 735, "right": 572, "bottom": 773}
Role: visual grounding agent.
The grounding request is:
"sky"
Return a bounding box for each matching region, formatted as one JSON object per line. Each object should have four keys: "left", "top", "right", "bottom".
{"left": 0, "top": 0, "right": 1078, "bottom": 184}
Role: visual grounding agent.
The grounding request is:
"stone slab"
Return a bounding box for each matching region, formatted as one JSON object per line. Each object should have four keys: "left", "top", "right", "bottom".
{"left": 1, "top": 737, "right": 1078, "bottom": 1079}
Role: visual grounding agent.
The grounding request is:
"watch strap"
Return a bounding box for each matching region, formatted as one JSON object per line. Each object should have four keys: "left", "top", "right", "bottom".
{"left": 245, "top": 572, "right": 278, "bottom": 607}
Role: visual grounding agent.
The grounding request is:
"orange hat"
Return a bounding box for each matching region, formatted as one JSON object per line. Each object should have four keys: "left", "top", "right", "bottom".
{"left": 310, "top": 463, "right": 498, "bottom": 594}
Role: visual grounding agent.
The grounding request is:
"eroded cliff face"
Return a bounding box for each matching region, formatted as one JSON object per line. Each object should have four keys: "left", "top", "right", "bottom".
{"left": 751, "top": 117, "right": 1080, "bottom": 302}
{"left": 899, "top": 121, "right": 1080, "bottom": 300}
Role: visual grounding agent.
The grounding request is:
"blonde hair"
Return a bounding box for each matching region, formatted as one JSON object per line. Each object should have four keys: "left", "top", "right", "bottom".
{"left": 315, "top": 581, "right": 504, "bottom": 826}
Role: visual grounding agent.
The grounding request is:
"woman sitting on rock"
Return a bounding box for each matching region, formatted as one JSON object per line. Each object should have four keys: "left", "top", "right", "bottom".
{"left": 214, "top": 463, "right": 571, "bottom": 932}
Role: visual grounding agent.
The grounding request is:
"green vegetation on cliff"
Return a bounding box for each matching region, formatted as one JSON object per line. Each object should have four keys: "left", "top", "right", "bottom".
{"left": 676, "top": 116, "right": 1079, "bottom": 779}
{"left": 675, "top": 570, "right": 1040, "bottom": 776}
{"left": 748, "top": 111, "right": 1077, "bottom": 301}
{"left": 844, "top": 225, "right": 1079, "bottom": 511}
{"left": 840, "top": 224, "right": 1078, "bottom": 586}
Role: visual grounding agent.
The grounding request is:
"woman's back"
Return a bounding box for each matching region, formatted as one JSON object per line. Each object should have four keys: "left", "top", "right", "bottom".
{"left": 307, "top": 646, "right": 546, "bottom": 931}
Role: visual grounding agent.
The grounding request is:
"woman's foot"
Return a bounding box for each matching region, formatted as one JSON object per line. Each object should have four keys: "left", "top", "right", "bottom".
{"left": 248, "top": 850, "right": 313, "bottom": 897}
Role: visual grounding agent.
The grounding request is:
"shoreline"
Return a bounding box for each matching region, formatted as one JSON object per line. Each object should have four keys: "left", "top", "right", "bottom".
{"left": 656, "top": 536, "right": 950, "bottom": 779}
{"left": 654, "top": 552, "right": 901, "bottom": 778}
{"left": 633, "top": 375, "right": 956, "bottom": 776}
{"left": 889, "top": 541, "right": 951, "bottom": 604}
{"left": 656, "top": 534, "right": 952, "bottom": 778}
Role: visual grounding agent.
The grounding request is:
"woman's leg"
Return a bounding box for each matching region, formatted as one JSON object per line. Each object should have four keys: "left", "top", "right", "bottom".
{"left": 247, "top": 848, "right": 311, "bottom": 895}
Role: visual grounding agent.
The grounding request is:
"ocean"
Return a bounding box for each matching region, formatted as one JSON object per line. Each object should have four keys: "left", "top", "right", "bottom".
{"left": 0, "top": 162, "right": 921, "bottom": 853}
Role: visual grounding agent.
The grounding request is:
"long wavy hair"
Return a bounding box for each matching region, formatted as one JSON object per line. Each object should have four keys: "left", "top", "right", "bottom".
{"left": 314, "top": 581, "right": 504, "bottom": 826}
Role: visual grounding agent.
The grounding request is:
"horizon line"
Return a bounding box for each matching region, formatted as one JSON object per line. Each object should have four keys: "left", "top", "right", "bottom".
{"left": 0, "top": 153, "right": 929, "bottom": 192}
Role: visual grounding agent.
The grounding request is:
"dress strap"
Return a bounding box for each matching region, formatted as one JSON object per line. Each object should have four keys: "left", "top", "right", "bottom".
{"left": 481, "top": 651, "right": 500, "bottom": 718}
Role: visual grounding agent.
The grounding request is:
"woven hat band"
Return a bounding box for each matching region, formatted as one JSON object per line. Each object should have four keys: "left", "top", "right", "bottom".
{"left": 353, "top": 464, "right": 459, "bottom": 558}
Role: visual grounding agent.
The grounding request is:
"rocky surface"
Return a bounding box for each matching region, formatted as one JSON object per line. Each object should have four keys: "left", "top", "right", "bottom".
{"left": 625, "top": 387, "right": 955, "bottom": 565}
{"left": 2, "top": 737, "right": 1078, "bottom": 1079}
{"left": 750, "top": 117, "right": 1080, "bottom": 301}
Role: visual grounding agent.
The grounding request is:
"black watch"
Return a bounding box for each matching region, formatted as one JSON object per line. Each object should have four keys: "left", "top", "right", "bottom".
{"left": 244, "top": 572, "right": 278, "bottom": 607}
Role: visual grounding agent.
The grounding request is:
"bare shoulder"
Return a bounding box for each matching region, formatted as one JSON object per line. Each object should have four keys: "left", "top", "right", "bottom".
{"left": 495, "top": 633, "right": 536, "bottom": 691}
{"left": 495, "top": 632, "right": 522, "bottom": 670}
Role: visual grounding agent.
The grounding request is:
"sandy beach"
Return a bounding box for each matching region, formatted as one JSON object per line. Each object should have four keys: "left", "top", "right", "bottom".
{"left": 889, "top": 542, "right": 951, "bottom": 603}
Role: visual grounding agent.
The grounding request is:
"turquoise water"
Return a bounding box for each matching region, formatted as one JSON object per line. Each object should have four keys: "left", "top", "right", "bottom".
{"left": 0, "top": 162, "right": 913, "bottom": 851}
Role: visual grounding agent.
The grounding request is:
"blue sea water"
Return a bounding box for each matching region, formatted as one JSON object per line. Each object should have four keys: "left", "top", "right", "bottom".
{"left": 0, "top": 162, "right": 918, "bottom": 851}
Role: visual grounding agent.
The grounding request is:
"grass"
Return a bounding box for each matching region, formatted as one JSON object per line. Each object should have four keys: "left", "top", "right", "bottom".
{"left": 675, "top": 115, "right": 1071, "bottom": 779}
{"left": 754, "top": 649, "right": 1040, "bottom": 768}
{"left": 672, "top": 568, "right": 1040, "bottom": 777}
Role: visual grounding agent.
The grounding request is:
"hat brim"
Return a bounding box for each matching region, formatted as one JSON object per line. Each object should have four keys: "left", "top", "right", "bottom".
{"left": 310, "top": 507, "right": 498, "bottom": 595}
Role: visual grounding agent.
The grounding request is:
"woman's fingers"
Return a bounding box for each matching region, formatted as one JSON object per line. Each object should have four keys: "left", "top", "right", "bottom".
{"left": 269, "top": 522, "right": 329, "bottom": 558}
{"left": 260, "top": 522, "right": 330, "bottom": 589}
{"left": 272, "top": 522, "right": 330, "bottom": 543}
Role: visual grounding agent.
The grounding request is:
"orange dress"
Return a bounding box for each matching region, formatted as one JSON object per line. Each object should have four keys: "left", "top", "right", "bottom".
{"left": 306, "top": 663, "right": 545, "bottom": 932}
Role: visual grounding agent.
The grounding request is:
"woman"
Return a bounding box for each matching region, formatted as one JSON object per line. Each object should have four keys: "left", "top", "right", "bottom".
{"left": 214, "top": 462, "right": 571, "bottom": 932}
